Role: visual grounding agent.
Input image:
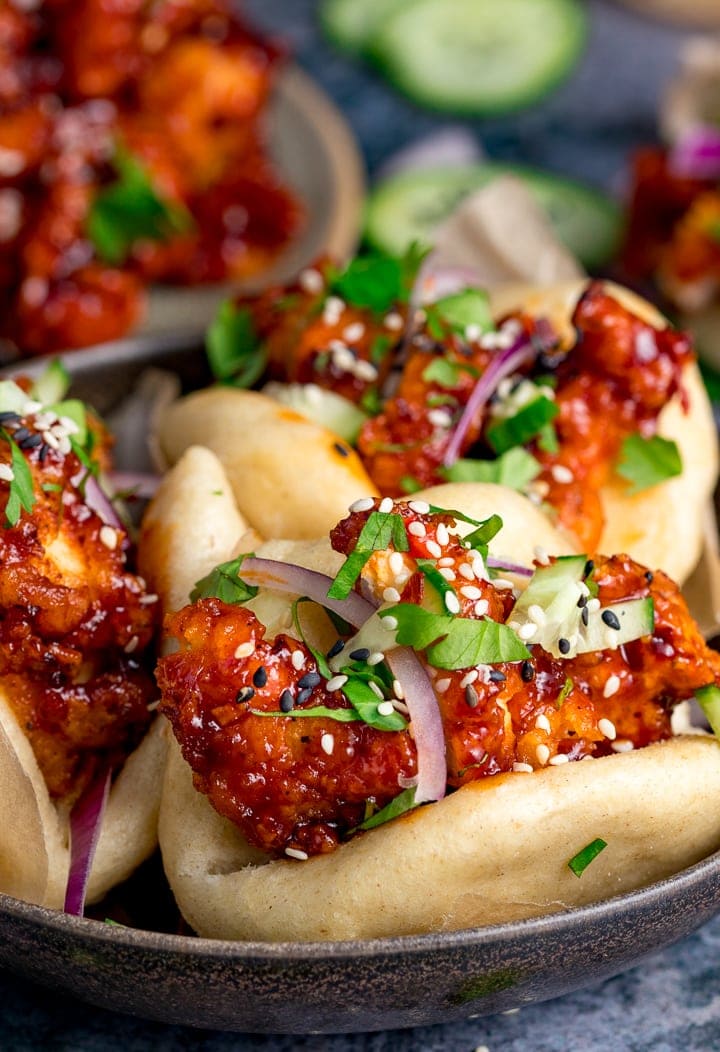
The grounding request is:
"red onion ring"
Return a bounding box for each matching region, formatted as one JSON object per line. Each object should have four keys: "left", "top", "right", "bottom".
{"left": 239, "top": 557, "right": 377, "bottom": 628}
{"left": 64, "top": 768, "right": 112, "bottom": 916}
{"left": 669, "top": 125, "right": 720, "bottom": 180}
{"left": 486, "top": 557, "right": 533, "bottom": 577}
{"left": 109, "top": 472, "right": 161, "bottom": 499}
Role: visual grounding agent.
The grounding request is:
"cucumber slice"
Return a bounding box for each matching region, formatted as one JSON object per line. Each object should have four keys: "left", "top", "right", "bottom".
{"left": 369, "top": 0, "right": 586, "bottom": 116}
{"left": 320, "top": 0, "right": 413, "bottom": 54}
{"left": 696, "top": 684, "right": 720, "bottom": 738}
{"left": 261, "top": 382, "right": 369, "bottom": 444}
{"left": 576, "top": 598, "right": 654, "bottom": 656}
{"left": 365, "top": 164, "right": 623, "bottom": 272}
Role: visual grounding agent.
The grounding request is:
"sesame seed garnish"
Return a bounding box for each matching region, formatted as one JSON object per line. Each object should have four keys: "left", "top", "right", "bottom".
{"left": 598, "top": 717, "right": 617, "bottom": 740}
{"left": 439, "top": 567, "right": 456, "bottom": 582}
{"left": 139, "top": 593, "right": 159, "bottom": 605}
{"left": 518, "top": 623, "right": 537, "bottom": 641}
{"left": 460, "top": 585, "right": 482, "bottom": 600}
{"left": 549, "top": 754, "right": 569, "bottom": 765}
{"left": 378, "top": 496, "right": 394, "bottom": 514}
{"left": 435, "top": 678, "right": 451, "bottom": 693}
{"left": 445, "top": 591, "right": 461, "bottom": 614}
{"left": 333, "top": 442, "right": 350, "bottom": 458}
{"left": 601, "top": 609, "right": 621, "bottom": 631}
{"left": 474, "top": 599, "right": 490, "bottom": 617}
{"left": 285, "top": 847, "right": 309, "bottom": 861}
{"left": 533, "top": 546, "right": 550, "bottom": 566}
{"left": 342, "top": 321, "right": 365, "bottom": 343}
{"left": 392, "top": 679, "right": 404, "bottom": 699}
{"left": 369, "top": 680, "right": 384, "bottom": 699}
{"left": 384, "top": 311, "right": 403, "bottom": 331}
{"left": 581, "top": 605, "right": 590, "bottom": 627}
{"left": 355, "top": 360, "right": 378, "bottom": 382}
{"left": 551, "top": 464, "right": 574, "bottom": 484}
{"left": 0, "top": 464, "right": 14, "bottom": 482}
{"left": 558, "top": 637, "right": 571, "bottom": 654}
{"left": 234, "top": 641, "right": 255, "bottom": 659}
{"left": 584, "top": 559, "right": 595, "bottom": 576}
{"left": 298, "top": 267, "right": 323, "bottom": 294}
{"left": 389, "top": 551, "right": 405, "bottom": 576}
{"left": 367, "top": 651, "right": 385, "bottom": 665}
{"left": 377, "top": 701, "right": 394, "bottom": 716}
{"left": 492, "top": 578, "right": 514, "bottom": 590}
{"left": 99, "top": 525, "right": 118, "bottom": 550}
{"left": 236, "top": 686, "right": 255, "bottom": 703}
{"left": 408, "top": 500, "right": 430, "bottom": 514}
{"left": 326, "top": 639, "right": 345, "bottom": 659}
{"left": 253, "top": 666, "right": 268, "bottom": 688}
{"left": 465, "top": 684, "right": 479, "bottom": 708}
{"left": 521, "top": 660, "right": 535, "bottom": 682}
{"left": 587, "top": 597, "right": 601, "bottom": 613}
{"left": 460, "top": 669, "right": 479, "bottom": 688}
{"left": 437, "top": 556, "right": 454, "bottom": 567}
{"left": 604, "top": 628, "right": 619, "bottom": 649}
{"left": 349, "top": 497, "right": 374, "bottom": 513}
{"left": 291, "top": 649, "right": 305, "bottom": 670}
{"left": 464, "top": 323, "right": 481, "bottom": 342}
{"left": 382, "top": 615, "right": 398, "bottom": 631}
{"left": 296, "top": 687, "right": 313, "bottom": 705}
{"left": 513, "top": 762, "right": 534, "bottom": 774}
{"left": 436, "top": 523, "right": 450, "bottom": 547}
{"left": 349, "top": 647, "right": 370, "bottom": 662}
{"left": 603, "top": 674, "right": 621, "bottom": 698}
{"left": 18, "top": 433, "right": 42, "bottom": 450}
{"left": 536, "top": 744, "right": 550, "bottom": 766}
{"left": 611, "top": 739, "right": 635, "bottom": 753}
{"left": 645, "top": 571, "right": 654, "bottom": 583}
{"left": 124, "top": 635, "right": 139, "bottom": 654}
{"left": 408, "top": 521, "right": 426, "bottom": 537}
{"left": 535, "top": 714, "right": 551, "bottom": 733}
{"left": 298, "top": 671, "right": 321, "bottom": 690}
{"left": 458, "top": 563, "right": 475, "bottom": 580}
{"left": 383, "top": 586, "right": 402, "bottom": 603}
{"left": 428, "top": 408, "right": 452, "bottom": 429}
{"left": 320, "top": 732, "right": 335, "bottom": 755}
{"left": 488, "top": 669, "right": 506, "bottom": 683}
{"left": 279, "top": 689, "right": 295, "bottom": 712}
{"left": 528, "top": 604, "right": 547, "bottom": 626}
{"left": 326, "top": 675, "right": 348, "bottom": 692}
{"left": 425, "top": 540, "right": 442, "bottom": 559}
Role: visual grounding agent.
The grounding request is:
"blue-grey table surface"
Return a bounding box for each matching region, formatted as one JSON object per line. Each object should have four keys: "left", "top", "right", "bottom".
{"left": 3, "top": 1, "right": 719, "bottom": 1049}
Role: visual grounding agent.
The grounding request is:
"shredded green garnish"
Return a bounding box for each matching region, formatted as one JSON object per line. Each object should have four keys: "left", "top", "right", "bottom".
{"left": 568, "top": 838, "right": 608, "bottom": 878}
{"left": 3, "top": 434, "right": 36, "bottom": 527}
{"left": 356, "top": 787, "right": 418, "bottom": 831}
{"left": 442, "top": 447, "right": 541, "bottom": 491}
{"left": 190, "top": 555, "right": 258, "bottom": 604}
{"left": 328, "top": 510, "right": 409, "bottom": 600}
{"left": 207, "top": 300, "right": 266, "bottom": 388}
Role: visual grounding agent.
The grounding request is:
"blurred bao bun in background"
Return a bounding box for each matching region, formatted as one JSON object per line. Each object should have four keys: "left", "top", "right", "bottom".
{"left": 618, "top": 1, "right": 720, "bottom": 26}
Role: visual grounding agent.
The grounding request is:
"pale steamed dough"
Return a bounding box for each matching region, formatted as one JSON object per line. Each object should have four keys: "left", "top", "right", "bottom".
{"left": 489, "top": 279, "right": 718, "bottom": 582}
{"left": 148, "top": 463, "right": 720, "bottom": 941}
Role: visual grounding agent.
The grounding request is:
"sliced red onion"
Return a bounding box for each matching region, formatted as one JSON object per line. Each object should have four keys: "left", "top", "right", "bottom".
{"left": 386, "top": 648, "right": 446, "bottom": 804}
{"left": 377, "top": 127, "right": 483, "bottom": 181}
{"left": 669, "top": 124, "right": 720, "bottom": 180}
{"left": 80, "top": 474, "right": 123, "bottom": 529}
{"left": 109, "top": 472, "right": 161, "bottom": 499}
{"left": 64, "top": 768, "right": 112, "bottom": 917}
{"left": 486, "top": 557, "right": 533, "bottom": 577}
{"left": 239, "top": 557, "right": 377, "bottom": 628}
{"left": 442, "top": 331, "right": 539, "bottom": 468}
{"left": 412, "top": 261, "right": 488, "bottom": 311}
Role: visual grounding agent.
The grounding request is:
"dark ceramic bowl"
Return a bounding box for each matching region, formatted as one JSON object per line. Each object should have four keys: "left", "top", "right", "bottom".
{"left": 2, "top": 339, "right": 720, "bottom": 1034}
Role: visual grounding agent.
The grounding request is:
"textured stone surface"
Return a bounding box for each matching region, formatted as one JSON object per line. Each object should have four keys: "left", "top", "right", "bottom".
{"left": 3, "top": 0, "right": 720, "bottom": 1047}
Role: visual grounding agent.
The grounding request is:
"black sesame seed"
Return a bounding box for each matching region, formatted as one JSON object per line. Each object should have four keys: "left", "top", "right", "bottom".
{"left": 0, "top": 412, "right": 20, "bottom": 425}
{"left": 349, "top": 647, "right": 370, "bottom": 662}
{"left": 558, "top": 637, "right": 571, "bottom": 654}
{"left": 581, "top": 606, "right": 589, "bottom": 627}
{"left": 465, "top": 684, "right": 479, "bottom": 708}
{"left": 601, "top": 610, "right": 621, "bottom": 631}
{"left": 252, "top": 665, "right": 268, "bottom": 688}
{"left": 19, "top": 433, "right": 42, "bottom": 450}
{"left": 235, "top": 686, "right": 255, "bottom": 704}
{"left": 521, "top": 660, "right": 535, "bottom": 682}
{"left": 298, "top": 671, "right": 322, "bottom": 690}
{"left": 583, "top": 559, "right": 595, "bottom": 577}
{"left": 488, "top": 669, "right": 506, "bottom": 683}
{"left": 39, "top": 443, "right": 49, "bottom": 462}
{"left": 279, "top": 689, "right": 294, "bottom": 713}
{"left": 645, "top": 571, "right": 654, "bottom": 583}
{"left": 296, "top": 687, "right": 313, "bottom": 706}
{"left": 333, "top": 442, "right": 350, "bottom": 458}
{"left": 576, "top": 594, "right": 587, "bottom": 608}
{"left": 12, "top": 427, "right": 30, "bottom": 443}
{"left": 326, "top": 639, "right": 345, "bottom": 659}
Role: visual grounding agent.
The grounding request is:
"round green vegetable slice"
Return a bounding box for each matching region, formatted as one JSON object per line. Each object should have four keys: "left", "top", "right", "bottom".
{"left": 364, "top": 163, "right": 623, "bottom": 271}
{"left": 369, "top": 0, "right": 587, "bottom": 115}
{"left": 320, "top": 0, "right": 413, "bottom": 54}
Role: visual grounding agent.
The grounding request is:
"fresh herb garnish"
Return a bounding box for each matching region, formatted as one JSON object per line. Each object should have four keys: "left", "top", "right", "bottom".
{"left": 356, "top": 786, "right": 418, "bottom": 831}
{"left": 330, "top": 244, "right": 427, "bottom": 315}
{"left": 400, "top": 474, "right": 423, "bottom": 494}
{"left": 422, "top": 357, "right": 478, "bottom": 389}
{"left": 190, "top": 555, "right": 259, "bottom": 604}
{"left": 568, "top": 838, "right": 608, "bottom": 878}
{"left": 463, "top": 513, "right": 503, "bottom": 551}
{"left": 417, "top": 558, "right": 458, "bottom": 610}
{"left": 387, "top": 605, "right": 530, "bottom": 669}
{"left": 426, "top": 288, "right": 493, "bottom": 339}
{"left": 556, "top": 676, "right": 573, "bottom": 709}
{"left": 251, "top": 705, "right": 360, "bottom": 722}
{"left": 3, "top": 435, "right": 35, "bottom": 527}
{"left": 442, "top": 448, "right": 541, "bottom": 490}
{"left": 206, "top": 300, "right": 266, "bottom": 388}
{"left": 486, "top": 396, "right": 559, "bottom": 456}
{"left": 536, "top": 422, "right": 559, "bottom": 454}
{"left": 341, "top": 675, "right": 406, "bottom": 731}
{"left": 328, "top": 511, "right": 409, "bottom": 600}
{"left": 615, "top": 433, "right": 682, "bottom": 494}
{"left": 291, "top": 598, "right": 332, "bottom": 680}
{"left": 87, "top": 148, "right": 192, "bottom": 265}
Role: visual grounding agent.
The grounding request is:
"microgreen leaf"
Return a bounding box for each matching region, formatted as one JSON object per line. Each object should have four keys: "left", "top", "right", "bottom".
{"left": 190, "top": 555, "right": 259, "bottom": 604}
{"left": 342, "top": 675, "right": 406, "bottom": 731}
{"left": 251, "top": 705, "right": 360, "bottom": 722}
{"left": 568, "top": 838, "right": 607, "bottom": 877}
{"left": 328, "top": 511, "right": 409, "bottom": 600}
{"left": 356, "top": 786, "right": 418, "bottom": 831}
{"left": 615, "top": 433, "right": 682, "bottom": 494}
{"left": 207, "top": 300, "right": 266, "bottom": 388}
{"left": 486, "top": 396, "right": 559, "bottom": 455}
{"left": 388, "top": 604, "right": 529, "bottom": 668}
{"left": 3, "top": 434, "right": 35, "bottom": 527}
{"left": 442, "top": 448, "right": 541, "bottom": 490}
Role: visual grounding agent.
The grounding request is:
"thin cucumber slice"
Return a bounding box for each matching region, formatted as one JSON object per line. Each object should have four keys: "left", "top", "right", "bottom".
{"left": 261, "top": 382, "right": 369, "bottom": 444}
{"left": 320, "top": 0, "right": 413, "bottom": 54}
{"left": 369, "top": 0, "right": 586, "bottom": 116}
{"left": 365, "top": 163, "right": 623, "bottom": 271}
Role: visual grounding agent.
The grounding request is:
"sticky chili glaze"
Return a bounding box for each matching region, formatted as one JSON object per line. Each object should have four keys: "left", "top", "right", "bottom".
{"left": 157, "top": 503, "right": 720, "bottom": 860}
{"left": 0, "top": 0, "right": 301, "bottom": 356}
{"left": 239, "top": 271, "right": 692, "bottom": 552}
{"left": 0, "top": 401, "right": 159, "bottom": 801}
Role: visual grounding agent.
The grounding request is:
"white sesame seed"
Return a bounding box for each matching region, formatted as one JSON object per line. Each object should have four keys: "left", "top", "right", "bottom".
{"left": 458, "top": 563, "right": 475, "bottom": 580}
{"left": 428, "top": 408, "right": 452, "bottom": 429}
{"left": 323, "top": 294, "right": 344, "bottom": 316}
{"left": 460, "top": 585, "right": 482, "bottom": 600}
{"left": 598, "top": 718, "right": 617, "bottom": 740}
{"left": 234, "top": 641, "right": 255, "bottom": 660}
{"left": 298, "top": 267, "right": 323, "bottom": 294}
{"left": 474, "top": 599, "right": 490, "bottom": 617}
{"left": 291, "top": 649, "right": 305, "bottom": 671}
{"left": 549, "top": 753, "right": 569, "bottom": 765}
{"left": 354, "top": 359, "right": 379, "bottom": 382}
{"left": 382, "top": 615, "right": 398, "bottom": 631}
{"left": 383, "top": 586, "right": 401, "bottom": 603}
{"left": 331, "top": 347, "right": 355, "bottom": 372}
{"left": 528, "top": 604, "right": 547, "bottom": 626}
{"left": 587, "top": 598, "right": 601, "bottom": 613}
{"left": 535, "top": 714, "right": 552, "bottom": 734}
{"left": 378, "top": 496, "right": 394, "bottom": 514}
{"left": 436, "top": 523, "right": 450, "bottom": 547}
{"left": 349, "top": 497, "right": 374, "bottom": 513}
{"left": 389, "top": 551, "right": 405, "bottom": 575}
{"left": 518, "top": 623, "right": 537, "bottom": 640}
{"left": 0, "top": 464, "right": 14, "bottom": 482}
{"left": 369, "top": 680, "right": 385, "bottom": 700}
{"left": 472, "top": 557, "right": 487, "bottom": 581}
{"left": 99, "top": 525, "right": 118, "bottom": 550}
{"left": 604, "top": 628, "right": 619, "bottom": 649}
{"left": 124, "top": 635, "right": 139, "bottom": 654}
{"left": 408, "top": 521, "right": 426, "bottom": 537}
{"left": 460, "top": 669, "right": 478, "bottom": 688}
{"left": 611, "top": 739, "right": 635, "bottom": 753}
{"left": 320, "top": 732, "right": 335, "bottom": 755}
{"left": 551, "top": 464, "right": 574, "bottom": 484}
{"left": 603, "top": 674, "right": 621, "bottom": 698}
{"left": 392, "top": 679, "right": 404, "bottom": 699}
{"left": 512, "top": 762, "right": 534, "bottom": 774}
{"left": 445, "top": 591, "right": 461, "bottom": 614}
{"left": 426, "top": 540, "right": 442, "bottom": 559}
{"left": 384, "top": 311, "right": 403, "bottom": 331}
{"left": 439, "top": 567, "right": 456, "bottom": 582}
{"left": 377, "top": 701, "right": 394, "bottom": 716}
{"left": 367, "top": 652, "right": 385, "bottom": 666}
{"left": 392, "top": 699, "right": 410, "bottom": 715}
{"left": 435, "top": 678, "right": 451, "bottom": 693}
{"left": 492, "top": 578, "right": 514, "bottom": 590}
{"left": 464, "top": 323, "right": 481, "bottom": 342}
{"left": 536, "top": 744, "right": 550, "bottom": 766}
{"left": 342, "top": 322, "right": 365, "bottom": 343}
{"left": 285, "top": 847, "right": 309, "bottom": 861}
{"left": 437, "top": 557, "right": 454, "bottom": 569}
{"left": 139, "top": 593, "right": 159, "bottom": 605}
{"left": 58, "top": 415, "right": 80, "bottom": 436}
{"left": 327, "top": 675, "right": 348, "bottom": 692}
{"left": 409, "top": 500, "right": 430, "bottom": 514}
{"left": 533, "top": 545, "right": 550, "bottom": 566}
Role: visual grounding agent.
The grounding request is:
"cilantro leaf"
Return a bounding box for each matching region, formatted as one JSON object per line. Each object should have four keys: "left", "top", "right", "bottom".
{"left": 341, "top": 675, "right": 406, "bottom": 731}
{"left": 615, "top": 433, "right": 682, "bottom": 494}
{"left": 388, "top": 604, "right": 530, "bottom": 668}
{"left": 332, "top": 255, "right": 404, "bottom": 314}
{"left": 3, "top": 435, "right": 35, "bottom": 527}
{"left": 206, "top": 301, "right": 266, "bottom": 388}
{"left": 430, "top": 288, "right": 493, "bottom": 336}
{"left": 251, "top": 705, "right": 360, "bottom": 722}
{"left": 463, "top": 513, "right": 503, "bottom": 551}
{"left": 486, "top": 396, "right": 559, "bottom": 455}
{"left": 442, "top": 448, "right": 541, "bottom": 490}
{"left": 357, "top": 786, "right": 418, "bottom": 831}
{"left": 191, "top": 555, "right": 259, "bottom": 604}
{"left": 568, "top": 838, "right": 607, "bottom": 878}
{"left": 87, "top": 148, "right": 192, "bottom": 265}
{"left": 328, "top": 511, "right": 409, "bottom": 600}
